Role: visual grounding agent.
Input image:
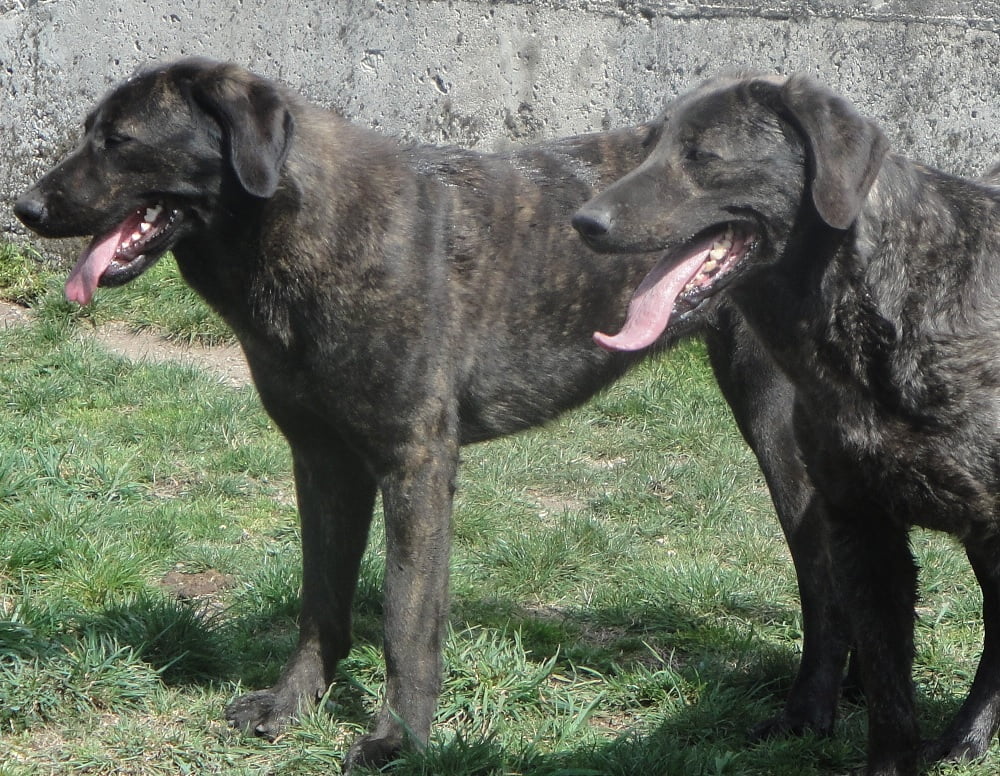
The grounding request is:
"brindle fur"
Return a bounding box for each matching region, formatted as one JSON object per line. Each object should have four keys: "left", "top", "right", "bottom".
{"left": 574, "top": 73, "right": 1000, "bottom": 776}
{"left": 18, "top": 59, "right": 842, "bottom": 771}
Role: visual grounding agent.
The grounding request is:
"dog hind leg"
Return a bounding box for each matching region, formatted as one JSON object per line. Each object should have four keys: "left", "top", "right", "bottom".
{"left": 922, "top": 538, "right": 1000, "bottom": 763}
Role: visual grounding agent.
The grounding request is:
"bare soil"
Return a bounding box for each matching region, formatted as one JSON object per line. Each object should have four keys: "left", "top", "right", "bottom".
{"left": 91, "top": 322, "right": 251, "bottom": 388}
{"left": 0, "top": 299, "right": 252, "bottom": 388}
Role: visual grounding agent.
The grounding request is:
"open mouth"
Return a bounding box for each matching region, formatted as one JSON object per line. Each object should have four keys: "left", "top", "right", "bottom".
{"left": 65, "top": 202, "right": 182, "bottom": 305}
{"left": 594, "top": 224, "right": 756, "bottom": 352}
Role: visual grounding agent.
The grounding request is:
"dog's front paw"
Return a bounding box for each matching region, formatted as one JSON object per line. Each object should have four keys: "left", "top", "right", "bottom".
{"left": 748, "top": 708, "right": 835, "bottom": 741}
{"left": 344, "top": 733, "right": 404, "bottom": 773}
{"left": 225, "top": 689, "right": 299, "bottom": 740}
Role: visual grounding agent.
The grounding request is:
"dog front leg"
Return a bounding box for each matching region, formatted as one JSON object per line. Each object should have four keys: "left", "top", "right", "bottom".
{"left": 753, "top": 497, "right": 850, "bottom": 739}
{"left": 345, "top": 434, "right": 458, "bottom": 772}
{"left": 706, "top": 317, "right": 849, "bottom": 738}
{"left": 923, "top": 537, "right": 1000, "bottom": 763}
{"left": 226, "top": 440, "right": 378, "bottom": 738}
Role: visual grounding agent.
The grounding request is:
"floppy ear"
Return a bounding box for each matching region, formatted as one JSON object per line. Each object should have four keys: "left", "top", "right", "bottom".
{"left": 188, "top": 63, "right": 295, "bottom": 198}
{"left": 767, "top": 75, "right": 889, "bottom": 230}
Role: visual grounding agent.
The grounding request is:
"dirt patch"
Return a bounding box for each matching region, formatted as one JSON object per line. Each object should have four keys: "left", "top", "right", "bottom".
{"left": 91, "top": 322, "right": 251, "bottom": 388}
{"left": 159, "top": 568, "right": 237, "bottom": 601}
{"left": 0, "top": 299, "right": 252, "bottom": 387}
{"left": 0, "top": 299, "right": 31, "bottom": 328}
{"left": 525, "top": 487, "right": 588, "bottom": 517}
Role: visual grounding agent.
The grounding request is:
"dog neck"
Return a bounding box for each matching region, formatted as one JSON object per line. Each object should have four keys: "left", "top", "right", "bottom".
{"left": 733, "top": 155, "right": 1000, "bottom": 421}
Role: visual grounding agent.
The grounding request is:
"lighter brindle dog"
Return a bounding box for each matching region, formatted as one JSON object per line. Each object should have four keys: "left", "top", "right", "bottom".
{"left": 19, "top": 59, "right": 843, "bottom": 771}
{"left": 574, "top": 73, "right": 1000, "bottom": 776}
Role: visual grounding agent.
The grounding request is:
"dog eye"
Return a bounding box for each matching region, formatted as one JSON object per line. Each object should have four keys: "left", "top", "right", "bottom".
{"left": 103, "top": 132, "right": 133, "bottom": 149}
{"left": 684, "top": 146, "right": 720, "bottom": 163}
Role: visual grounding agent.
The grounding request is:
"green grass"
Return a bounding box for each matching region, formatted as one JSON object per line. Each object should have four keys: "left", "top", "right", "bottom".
{"left": 0, "top": 243, "right": 996, "bottom": 774}
{"left": 0, "top": 243, "right": 231, "bottom": 345}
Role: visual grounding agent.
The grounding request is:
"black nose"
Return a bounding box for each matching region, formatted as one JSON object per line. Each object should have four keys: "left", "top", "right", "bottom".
{"left": 571, "top": 208, "right": 611, "bottom": 240}
{"left": 13, "top": 195, "right": 48, "bottom": 228}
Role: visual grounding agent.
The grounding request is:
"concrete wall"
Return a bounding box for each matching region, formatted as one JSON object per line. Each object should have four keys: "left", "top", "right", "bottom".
{"left": 3, "top": 0, "right": 999, "bottom": 249}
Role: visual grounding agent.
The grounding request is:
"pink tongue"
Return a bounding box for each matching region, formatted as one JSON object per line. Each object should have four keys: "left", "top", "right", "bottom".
{"left": 65, "top": 221, "right": 133, "bottom": 306}
{"left": 594, "top": 245, "right": 711, "bottom": 352}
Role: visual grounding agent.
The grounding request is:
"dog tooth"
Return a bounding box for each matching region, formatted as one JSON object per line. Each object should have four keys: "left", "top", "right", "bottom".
{"left": 130, "top": 231, "right": 142, "bottom": 242}
{"left": 144, "top": 205, "right": 163, "bottom": 222}
{"left": 708, "top": 246, "right": 726, "bottom": 261}
{"left": 139, "top": 221, "right": 151, "bottom": 234}
{"left": 703, "top": 259, "right": 719, "bottom": 273}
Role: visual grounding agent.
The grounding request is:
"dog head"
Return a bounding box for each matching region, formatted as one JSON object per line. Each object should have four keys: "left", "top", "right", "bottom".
{"left": 572, "top": 73, "right": 889, "bottom": 351}
{"left": 14, "top": 57, "right": 295, "bottom": 304}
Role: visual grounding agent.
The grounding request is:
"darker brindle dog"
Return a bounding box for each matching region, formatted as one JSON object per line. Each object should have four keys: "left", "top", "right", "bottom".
{"left": 574, "top": 73, "right": 1000, "bottom": 776}
{"left": 19, "top": 59, "right": 843, "bottom": 770}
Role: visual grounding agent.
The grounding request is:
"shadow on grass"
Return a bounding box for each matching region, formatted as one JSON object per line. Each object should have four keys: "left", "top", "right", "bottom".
{"left": 222, "top": 583, "right": 867, "bottom": 774}
{"left": 54, "top": 566, "right": 973, "bottom": 775}
{"left": 73, "top": 592, "right": 233, "bottom": 683}
{"left": 319, "top": 669, "right": 857, "bottom": 776}
{"left": 390, "top": 709, "right": 858, "bottom": 776}
{"left": 423, "top": 600, "right": 862, "bottom": 775}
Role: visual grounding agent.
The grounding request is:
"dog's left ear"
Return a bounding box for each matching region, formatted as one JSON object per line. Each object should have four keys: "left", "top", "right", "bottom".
{"left": 188, "top": 63, "right": 295, "bottom": 198}
{"left": 758, "top": 75, "right": 889, "bottom": 230}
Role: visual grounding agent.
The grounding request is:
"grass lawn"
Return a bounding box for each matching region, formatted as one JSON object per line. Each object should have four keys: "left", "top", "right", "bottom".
{"left": 0, "top": 243, "right": 995, "bottom": 774}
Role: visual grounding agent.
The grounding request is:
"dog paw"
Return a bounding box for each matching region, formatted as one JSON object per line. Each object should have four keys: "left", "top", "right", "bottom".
{"left": 344, "top": 733, "right": 404, "bottom": 773}
{"left": 225, "top": 689, "right": 298, "bottom": 740}
{"left": 747, "top": 714, "right": 800, "bottom": 741}
{"left": 748, "top": 709, "right": 835, "bottom": 741}
{"left": 921, "top": 734, "right": 990, "bottom": 765}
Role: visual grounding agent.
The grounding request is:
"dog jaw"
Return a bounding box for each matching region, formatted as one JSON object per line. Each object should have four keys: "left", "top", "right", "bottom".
{"left": 64, "top": 203, "right": 182, "bottom": 305}
{"left": 593, "top": 225, "right": 754, "bottom": 351}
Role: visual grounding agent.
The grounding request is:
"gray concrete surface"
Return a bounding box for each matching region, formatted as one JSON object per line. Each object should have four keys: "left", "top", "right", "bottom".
{"left": 2, "top": 0, "right": 999, "bottom": 254}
